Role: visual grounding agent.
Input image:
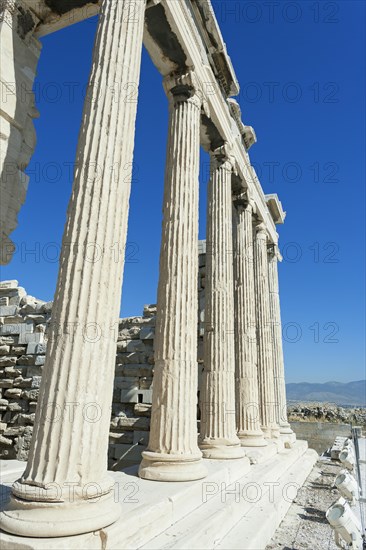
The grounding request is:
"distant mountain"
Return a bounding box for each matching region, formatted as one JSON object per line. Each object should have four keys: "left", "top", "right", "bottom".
{"left": 286, "top": 380, "right": 366, "bottom": 407}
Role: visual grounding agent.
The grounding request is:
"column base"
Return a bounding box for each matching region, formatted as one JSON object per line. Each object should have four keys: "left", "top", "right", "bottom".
{"left": 261, "top": 426, "right": 272, "bottom": 439}
{"left": 279, "top": 423, "right": 295, "bottom": 435}
{"left": 0, "top": 492, "right": 120, "bottom": 538}
{"left": 199, "top": 438, "right": 246, "bottom": 460}
{"left": 238, "top": 431, "right": 268, "bottom": 448}
{"left": 262, "top": 424, "right": 281, "bottom": 439}
{"left": 271, "top": 426, "right": 281, "bottom": 438}
{"left": 279, "top": 428, "right": 297, "bottom": 448}
{"left": 139, "top": 451, "right": 207, "bottom": 482}
{"left": 261, "top": 423, "right": 281, "bottom": 439}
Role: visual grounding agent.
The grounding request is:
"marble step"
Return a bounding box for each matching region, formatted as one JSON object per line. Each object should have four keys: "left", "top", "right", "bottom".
{"left": 115, "top": 456, "right": 251, "bottom": 549}
{"left": 0, "top": 456, "right": 251, "bottom": 550}
{"left": 216, "top": 448, "right": 318, "bottom": 550}
{"left": 140, "top": 440, "right": 315, "bottom": 550}
{"left": 0, "top": 460, "right": 26, "bottom": 483}
{"left": 0, "top": 442, "right": 316, "bottom": 550}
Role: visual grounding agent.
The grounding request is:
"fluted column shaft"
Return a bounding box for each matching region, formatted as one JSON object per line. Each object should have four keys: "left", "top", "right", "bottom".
{"left": 254, "top": 224, "right": 280, "bottom": 438}
{"left": 233, "top": 199, "right": 266, "bottom": 447}
{"left": 139, "top": 71, "right": 207, "bottom": 482}
{"left": 199, "top": 148, "right": 244, "bottom": 459}
{"left": 0, "top": 0, "right": 146, "bottom": 538}
{"left": 268, "top": 247, "right": 294, "bottom": 435}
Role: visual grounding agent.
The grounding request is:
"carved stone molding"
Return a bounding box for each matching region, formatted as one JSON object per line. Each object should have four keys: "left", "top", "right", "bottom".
{"left": 164, "top": 68, "right": 210, "bottom": 116}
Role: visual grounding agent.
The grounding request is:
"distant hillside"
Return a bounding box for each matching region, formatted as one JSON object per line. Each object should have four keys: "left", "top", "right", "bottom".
{"left": 286, "top": 380, "right": 366, "bottom": 406}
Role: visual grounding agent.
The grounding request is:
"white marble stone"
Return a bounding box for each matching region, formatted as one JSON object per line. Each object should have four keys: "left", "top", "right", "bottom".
{"left": 233, "top": 197, "right": 267, "bottom": 448}
{"left": 0, "top": 0, "right": 147, "bottom": 537}
{"left": 253, "top": 223, "right": 280, "bottom": 439}
{"left": 268, "top": 245, "right": 296, "bottom": 442}
{"left": 139, "top": 71, "right": 207, "bottom": 482}
{"left": 0, "top": 0, "right": 302, "bottom": 544}
{"left": 199, "top": 145, "right": 245, "bottom": 460}
{"left": 0, "top": 441, "right": 317, "bottom": 550}
{"left": 2, "top": 0, "right": 283, "bottom": 272}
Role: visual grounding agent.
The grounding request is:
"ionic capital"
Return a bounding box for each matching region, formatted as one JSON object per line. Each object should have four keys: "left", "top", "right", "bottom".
{"left": 233, "top": 191, "right": 256, "bottom": 214}
{"left": 268, "top": 243, "right": 282, "bottom": 262}
{"left": 164, "top": 69, "right": 204, "bottom": 111}
{"left": 211, "top": 142, "right": 236, "bottom": 172}
{"left": 255, "top": 222, "right": 269, "bottom": 240}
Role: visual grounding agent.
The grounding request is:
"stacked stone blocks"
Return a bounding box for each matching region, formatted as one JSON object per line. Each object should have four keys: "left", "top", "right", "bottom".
{"left": 0, "top": 280, "right": 155, "bottom": 468}
{"left": 0, "top": 280, "right": 48, "bottom": 460}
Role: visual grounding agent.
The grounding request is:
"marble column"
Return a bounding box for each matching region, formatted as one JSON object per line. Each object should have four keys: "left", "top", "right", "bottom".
{"left": 198, "top": 147, "right": 245, "bottom": 459}
{"left": 0, "top": 0, "right": 146, "bottom": 537}
{"left": 268, "top": 245, "right": 295, "bottom": 438}
{"left": 233, "top": 197, "right": 267, "bottom": 447}
{"left": 253, "top": 223, "right": 280, "bottom": 439}
{"left": 139, "top": 71, "right": 207, "bottom": 482}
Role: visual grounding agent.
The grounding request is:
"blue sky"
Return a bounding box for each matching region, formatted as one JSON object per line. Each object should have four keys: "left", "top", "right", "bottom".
{"left": 1, "top": 1, "right": 365, "bottom": 383}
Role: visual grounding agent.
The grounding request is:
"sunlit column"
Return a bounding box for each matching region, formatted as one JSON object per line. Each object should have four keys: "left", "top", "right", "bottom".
{"left": 254, "top": 223, "right": 280, "bottom": 439}
{"left": 268, "top": 244, "right": 295, "bottom": 440}
{"left": 199, "top": 146, "right": 245, "bottom": 459}
{"left": 233, "top": 196, "right": 267, "bottom": 447}
{"left": 139, "top": 70, "right": 207, "bottom": 482}
{"left": 0, "top": 0, "right": 147, "bottom": 537}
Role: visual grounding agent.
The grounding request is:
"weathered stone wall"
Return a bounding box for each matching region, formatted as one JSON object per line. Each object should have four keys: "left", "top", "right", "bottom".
{"left": 0, "top": 280, "right": 156, "bottom": 468}
{"left": 0, "top": 242, "right": 209, "bottom": 467}
{"left": 0, "top": 280, "right": 48, "bottom": 460}
{"left": 109, "top": 307, "right": 155, "bottom": 469}
{"left": 0, "top": 1, "right": 42, "bottom": 264}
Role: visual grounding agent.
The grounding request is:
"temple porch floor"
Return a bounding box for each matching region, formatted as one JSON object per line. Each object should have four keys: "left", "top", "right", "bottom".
{"left": 0, "top": 440, "right": 317, "bottom": 550}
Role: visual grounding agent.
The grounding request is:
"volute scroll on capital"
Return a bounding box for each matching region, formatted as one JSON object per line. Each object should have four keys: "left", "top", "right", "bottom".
{"left": 268, "top": 243, "right": 283, "bottom": 262}
{"left": 163, "top": 69, "right": 209, "bottom": 114}
{"left": 210, "top": 142, "right": 237, "bottom": 173}
{"left": 254, "top": 221, "right": 269, "bottom": 240}
{"left": 233, "top": 191, "right": 257, "bottom": 214}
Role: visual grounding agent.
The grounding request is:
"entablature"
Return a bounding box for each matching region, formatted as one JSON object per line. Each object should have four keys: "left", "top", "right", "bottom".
{"left": 19, "top": 0, "right": 281, "bottom": 243}
{"left": 22, "top": 0, "right": 100, "bottom": 36}
{"left": 228, "top": 99, "right": 257, "bottom": 151}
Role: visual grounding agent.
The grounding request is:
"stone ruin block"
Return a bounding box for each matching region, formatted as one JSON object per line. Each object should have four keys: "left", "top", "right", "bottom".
{"left": 137, "top": 389, "right": 153, "bottom": 404}
{"left": 114, "top": 376, "right": 139, "bottom": 390}
{"left": 120, "top": 388, "right": 139, "bottom": 404}
{"left": 0, "top": 305, "right": 18, "bottom": 317}
{"left": 140, "top": 327, "right": 155, "bottom": 340}
{"left": 0, "top": 286, "right": 159, "bottom": 464}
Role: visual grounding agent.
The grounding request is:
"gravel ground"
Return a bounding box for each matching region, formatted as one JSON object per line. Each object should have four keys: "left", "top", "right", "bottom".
{"left": 266, "top": 460, "right": 342, "bottom": 550}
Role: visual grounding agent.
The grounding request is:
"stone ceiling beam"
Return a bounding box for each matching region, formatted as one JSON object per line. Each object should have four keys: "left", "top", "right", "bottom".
{"left": 22, "top": 0, "right": 100, "bottom": 36}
